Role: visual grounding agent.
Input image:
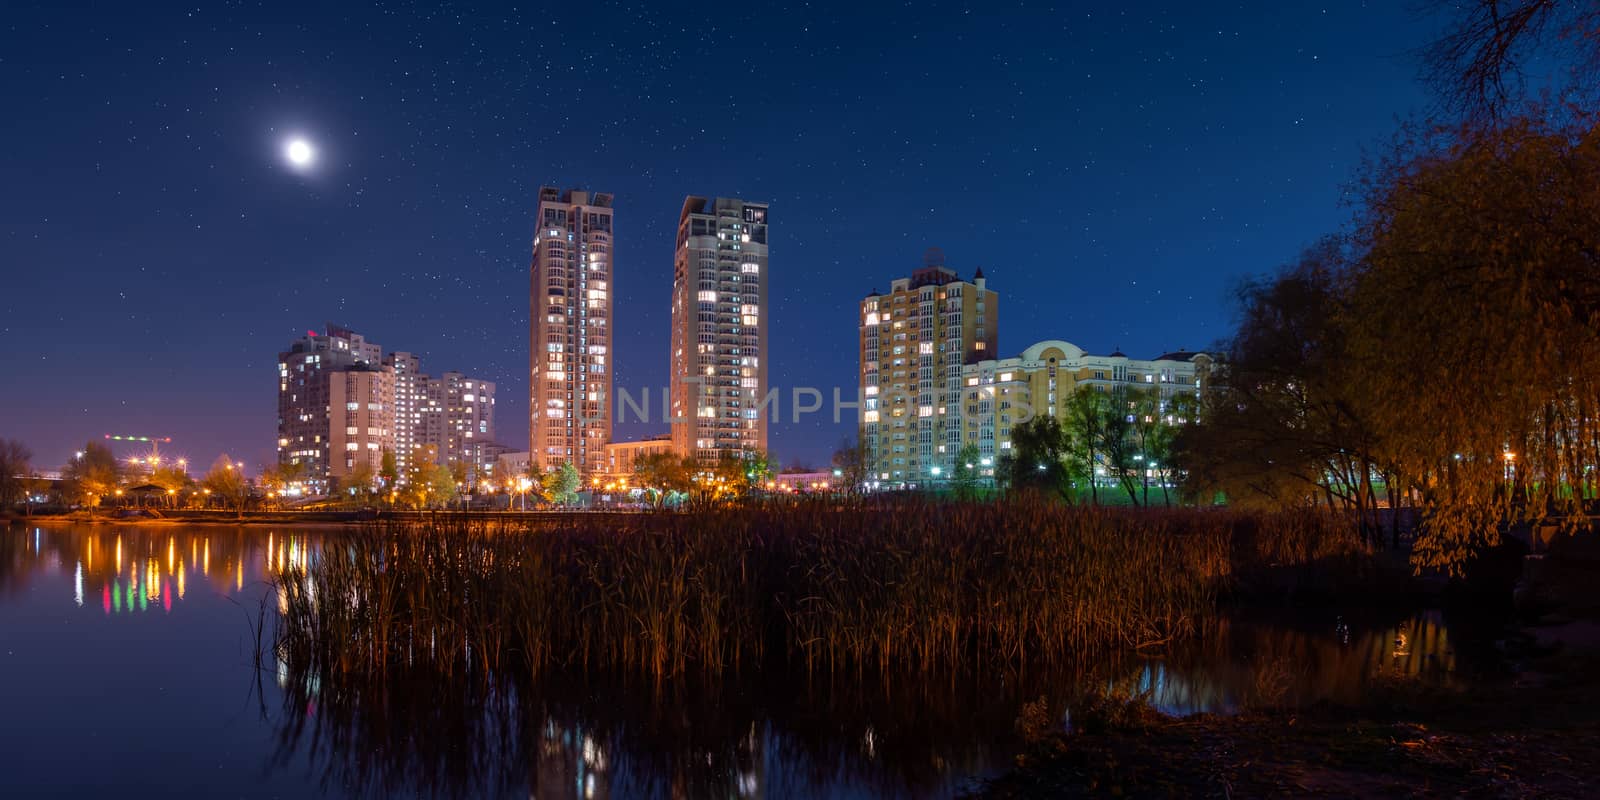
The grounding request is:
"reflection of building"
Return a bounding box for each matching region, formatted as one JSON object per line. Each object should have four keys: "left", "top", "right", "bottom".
{"left": 858, "top": 251, "right": 998, "bottom": 485}
{"left": 532, "top": 723, "right": 610, "bottom": 800}
{"left": 530, "top": 187, "right": 614, "bottom": 478}
{"left": 670, "top": 196, "right": 770, "bottom": 463}
{"left": 17, "top": 528, "right": 296, "bottom": 617}
{"left": 959, "top": 341, "right": 1211, "bottom": 466}
{"left": 603, "top": 434, "right": 673, "bottom": 477}
{"left": 278, "top": 326, "right": 496, "bottom": 492}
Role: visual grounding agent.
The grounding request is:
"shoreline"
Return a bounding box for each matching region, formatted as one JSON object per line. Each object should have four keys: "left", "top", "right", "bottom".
{"left": 969, "top": 621, "right": 1600, "bottom": 799}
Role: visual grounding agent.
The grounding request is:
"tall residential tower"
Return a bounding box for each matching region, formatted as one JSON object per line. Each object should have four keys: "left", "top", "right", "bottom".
{"left": 858, "top": 250, "right": 997, "bottom": 485}
{"left": 670, "top": 196, "right": 770, "bottom": 463}
{"left": 529, "top": 187, "right": 614, "bottom": 477}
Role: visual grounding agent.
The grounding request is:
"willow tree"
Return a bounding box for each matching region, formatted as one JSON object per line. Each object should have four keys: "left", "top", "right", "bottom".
{"left": 1176, "top": 240, "right": 1384, "bottom": 518}
{"left": 1348, "top": 118, "right": 1600, "bottom": 572}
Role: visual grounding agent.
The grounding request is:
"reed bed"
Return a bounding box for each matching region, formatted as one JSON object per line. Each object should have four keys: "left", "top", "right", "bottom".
{"left": 272, "top": 498, "right": 1368, "bottom": 684}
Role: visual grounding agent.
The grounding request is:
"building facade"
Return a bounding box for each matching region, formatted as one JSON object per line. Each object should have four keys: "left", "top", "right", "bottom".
{"left": 958, "top": 340, "right": 1210, "bottom": 467}
{"left": 277, "top": 326, "right": 386, "bottom": 489}
{"left": 604, "top": 434, "right": 674, "bottom": 478}
{"left": 327, "top": 368, "right": 397, "bottom": 480}
{"left": 278, "top": 326, "right": 497, "bottom": 492}
{"left": 858, "top": 251, "right": 998, "bottom": 485}
{"left": 670, "top": 196, "right": 770, "bottom": 464}
{"left": 383, "top": 351, "right": 428, "bottom": 477}
{"left": 438, "top": 371, "right": 496, "bottom": 482}
{"left": 530, "top": 186, "right": 614, "bottom": 477}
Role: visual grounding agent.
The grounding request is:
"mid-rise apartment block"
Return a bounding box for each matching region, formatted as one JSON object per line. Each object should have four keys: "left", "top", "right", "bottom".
{"left": 438, "top": 371, "right": 496, "bottom": 481}
{"left": 669, "top": 196, "right": 769, "bottom": 463}
{"left": 530, "top": 187, "right": 613, "bottom": 477}
{"left": 957, "top": 341, "right": 1211, "bottom": 468}
{"left": 277, "top": 326, "right": 497, "bottom": 492}
{"left": 858, "top": 250, "right": 997, "bottom": 484}
{"left": 278, "top": 326, "right": 387, "bottom": 488}
{"left": 604, "top": 434, "right": 674, "bottom": 478}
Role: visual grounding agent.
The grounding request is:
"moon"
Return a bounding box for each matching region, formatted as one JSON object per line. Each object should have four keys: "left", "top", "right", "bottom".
{"left": 284, "top": 138, "right": 316, "bottom": 170}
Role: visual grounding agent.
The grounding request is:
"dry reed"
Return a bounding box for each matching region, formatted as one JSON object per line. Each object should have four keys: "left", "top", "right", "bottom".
{"left": 272, "top": 498, "right": 1368, "bottom": 685}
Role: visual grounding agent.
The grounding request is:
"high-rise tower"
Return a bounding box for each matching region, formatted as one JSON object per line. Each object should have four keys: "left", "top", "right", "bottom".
{"left": 529, "top": 187, "right": 614, "bottom": 476}
{"left": 858, "top": 249, "right": 997, "bottom": 485}
{"left": 670, "top": 196, "right": 770, "bottom": 463}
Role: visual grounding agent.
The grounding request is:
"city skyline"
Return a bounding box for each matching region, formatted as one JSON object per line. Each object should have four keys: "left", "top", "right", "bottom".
{"left": 1, "top": 2, "right": 1445, "bottom": 470}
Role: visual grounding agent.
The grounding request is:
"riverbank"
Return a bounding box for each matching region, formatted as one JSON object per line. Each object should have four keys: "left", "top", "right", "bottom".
{"left": 6, "top": 508, "right": 648, "bottom": 528}
{"left": 971, "top": 615, "right": 1600, "bottom": 799}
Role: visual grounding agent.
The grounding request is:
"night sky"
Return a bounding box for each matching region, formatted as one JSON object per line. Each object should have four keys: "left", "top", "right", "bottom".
{"left": 2, "top": 1, "right": 1443, "bottom": 471}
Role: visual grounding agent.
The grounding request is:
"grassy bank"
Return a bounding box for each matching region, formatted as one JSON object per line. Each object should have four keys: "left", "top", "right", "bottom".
{"left": 971, "top": 649, "right": 1600, "bottom": 799}
{"left": 272, "top": 498, "right": 1376, "bottom": 684}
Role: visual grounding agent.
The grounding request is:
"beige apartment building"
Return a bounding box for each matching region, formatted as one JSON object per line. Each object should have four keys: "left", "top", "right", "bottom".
{"left": 958, "top": 340, "right": 1211, "bottom": 468}
{"left": 327, "top": 368, "right": 396, "bottom": 481}
{"left": 529, "top": 186, "right": 614, "bottom": 477}
{"left": 603, "top": 434, "right": 674, "bottom": 478}
{"left": 669, "top": 196, "right": 769, "bottom": 463}
{"left": 858, "top": 250, "right": 998, "bottom": 484}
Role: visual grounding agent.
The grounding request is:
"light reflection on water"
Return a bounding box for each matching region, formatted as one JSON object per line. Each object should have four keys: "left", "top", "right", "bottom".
{"left": 2, "top": 524, "right": 1469, "bottom": 799}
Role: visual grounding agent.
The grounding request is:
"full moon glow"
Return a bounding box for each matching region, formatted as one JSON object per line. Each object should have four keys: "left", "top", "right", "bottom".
{"left": 284, "top": 138, "right": 316, "bottom": 169}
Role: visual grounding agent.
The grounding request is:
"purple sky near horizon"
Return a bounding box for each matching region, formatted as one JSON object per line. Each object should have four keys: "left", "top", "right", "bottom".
{"left": 1, "top": 1, "right": 1444, "bottom": 472}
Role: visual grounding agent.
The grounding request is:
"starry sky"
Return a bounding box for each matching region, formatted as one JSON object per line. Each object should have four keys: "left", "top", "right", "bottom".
{"left": 2, "top": 1, "right": 1446, "bottom": 471}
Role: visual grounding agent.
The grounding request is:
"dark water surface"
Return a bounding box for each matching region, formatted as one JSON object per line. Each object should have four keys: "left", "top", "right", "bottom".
{"left": 1, "top": 523, "right": 1469, "bottom": 798}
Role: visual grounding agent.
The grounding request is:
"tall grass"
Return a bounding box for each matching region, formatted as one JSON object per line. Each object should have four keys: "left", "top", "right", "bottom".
{"left": 272, "top": 498, "right": 1369, "bottom": 685}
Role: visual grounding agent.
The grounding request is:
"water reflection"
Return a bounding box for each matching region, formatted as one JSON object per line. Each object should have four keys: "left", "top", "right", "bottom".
{"left": 0, "top": 525, "right": 322, "bottom": 616}
{"left": 3, "top": 524, "right": 1472, "bottom": 799}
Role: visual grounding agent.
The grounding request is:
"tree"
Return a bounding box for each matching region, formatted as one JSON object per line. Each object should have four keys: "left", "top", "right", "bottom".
{"left": 1422, "top": 0, "right": 1600, "bottom": 124}
{"left": 1000, "top": 416, "right": 1078, "bottom": 500}
{"left": 710, "top": 450, "right": 771, "bottom": 497}
{"left": 0, "top": 438, "right": 32, "bottom": 509}
{"left": 831, "top": 435, "right": 871, "bottom": 494}
{"left": 1062, "top": 389, "right": 1109, "bottom": 505}
{"left": 633, "top": 452, "right": 691, "bottom": 507}
{"left": 1096, "top": 386, "right": 1144, "bottom": 506}
{"left": 428, "top": 463, "right": 459, "bottom": 509}
{"left": 402, "top": 445, "right": 443, "bottom": 508}
{"left": 378, "top": 449, "right": 399, "bottom": 495}
{"left": 1173, "top": 241, "right": 1377, "bottom": 515}
{"left": 201, "top": 455, "right": 249, "bottom": 516}
{"left": 448, "top": 461, "right": 470, "bottom": 509}
{"left": 19, "top": 475, "right": 52, "bottom": 515}
{"left": 147, "top": 464, "right": 191, "bottom": 507}
{"left": 342, "top": 462, "right": 375, "bottom": 503}
{"left": 1347, "top": 118, "right": 1600, "bottom": 571}
{"left": 950, "top": 443, "right": 984, "bottom": 500}
{"left": 1128, "top": 388, "right": 1187, "bottom": 507}
{"left": 62, "top": 441, "right": 121, "bottom": 507}
{"left": 542, "top": 461, "right": 581, "bottom": 507}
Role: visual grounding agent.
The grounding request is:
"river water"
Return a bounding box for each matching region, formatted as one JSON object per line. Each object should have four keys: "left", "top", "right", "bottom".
{"left": 1, "top": 523, "right": 1473, "bottom": 798}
